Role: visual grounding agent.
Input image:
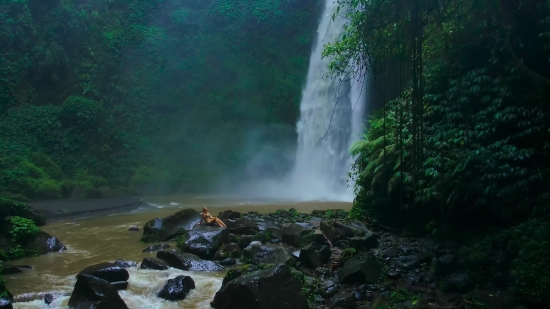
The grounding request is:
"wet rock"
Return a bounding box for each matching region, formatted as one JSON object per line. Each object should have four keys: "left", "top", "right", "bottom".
{"left": 27, "top": 230, "right": 66, "bottom": 254}
{"left": 336, "top": 252, "right": 383, "bottom": 284}
{"left": 219, "top": 258, "right": 236, "bottom": 266}
{"left": 213, "top": 243, "right": 242, "bottom": 260}
{"left": 78, "top": 263, "right": 129, "bottom": 283}
{"left": 441, "top": 272, "right": 474, "bottom": 293}
{"left": 299, "top": 241, "right": 331, "bottom": 268}
{"left": 242, "top": 242, "right": 296, "bottom": 266}
{"left": 349, "top": 235, "right": 377, "bottom": 250}
{"left": 156, "top": 250, "right": 223, "bottom": 271}
{"left": 141, "top": 209, "right": 201, "bottom": 242}
{"left": 44, "top": 293, "right": 54, "bottom": 305}
{"left": 210, "top": 264, "right": 309, "bottom": 309}
{"left": 319, "top": 221, "right": 335, "bottom": 244}
{"left": 218, "top": 210, "right": 241, "bottom": 220}
{"left": 386, "top": 270, "right": 401, "bottom": 279}
{"left": 142, "top": 243, "right": 171, "bottom": 252}
{"left": 382, "top": 247, "right": 402, "bottom": 257}
{"left": 394, "top": 252, "right": 432, "bottom": 270}
{"left": 178, "top": 225, "right": 229, "bottom": 259}
{"left": 0, "top": 290, "right": 13, "bottom": 309}
{"left": 225, "top": 218, "right": 266, "bottom": 235}
{"left": 114, "top": 260, "right": 137, "bottom": 268}
{"left": 68, "top": 274, "right": 128, "bottom": 309}
{"left": 140, "top": 258, "right": 168, "bottom": 270}
{"left": 111, "top": 281, "right": 129, "bottom": 290}
{"left": 128, "top": 226, "right": 139, "bottom": 231}
{"left": 157, "top": 275, "right": 195, "bottom": 301}
{"left": 321, "top": 280, "right": 339, "bottom": 299}
{"left": 0, "top": 265, "right": 32, "bottom": 275}
{"left": 330, "top": 292, "right": 356, "bottom": 309}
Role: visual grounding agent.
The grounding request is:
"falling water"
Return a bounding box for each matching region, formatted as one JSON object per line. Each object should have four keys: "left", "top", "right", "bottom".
{"left": 287, "top": 0, "right": 366, "bottom": 201}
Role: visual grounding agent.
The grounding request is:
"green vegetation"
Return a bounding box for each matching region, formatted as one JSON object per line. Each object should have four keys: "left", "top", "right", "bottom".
{"left": 324, "top": 0, "right": 550, "bottom": 305}
{"left": 0, "top": 0, "right": 319, "bottom": 199}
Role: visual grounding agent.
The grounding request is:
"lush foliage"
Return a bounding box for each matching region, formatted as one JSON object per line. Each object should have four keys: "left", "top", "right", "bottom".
{"left": 325, "top": 0, "right": 550, "bottom": 304}
{"left": 0, "top": 0, "right": 319, "bottom": 198}
{"left": 0, "top": 198, "right": 42, "bottom": 263}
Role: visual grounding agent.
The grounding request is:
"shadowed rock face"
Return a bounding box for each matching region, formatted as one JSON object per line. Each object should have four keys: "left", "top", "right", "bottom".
{"left": 27, "top": 230, "right": 66, "bottom": 255}
{"left": 156, "top": 250, "right": 223, "bottom": 271}
{"left": 140, "top": 258, "right": 169, "bottom": 270}
{"left": 141, "top": 209, "right": 201, "bottom": 242}
{"left": 178, "top": 225, "right": 229, "bottom": 259}
{"left": 210, "top": 264, "right": 309, "bottom": 309}
{"left": 68, "top": 274, "right": 128, "bottom": 309}
{"left": 336, "top": 253, "right": 383, "bottom": 284}
{"left": 242, "top": 242, "right": 296, "bottom": 266}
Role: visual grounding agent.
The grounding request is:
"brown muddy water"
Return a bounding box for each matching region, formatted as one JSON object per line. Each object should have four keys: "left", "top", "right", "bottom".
{"left": 5, "top": 195, "right": 351, "bottom": 309}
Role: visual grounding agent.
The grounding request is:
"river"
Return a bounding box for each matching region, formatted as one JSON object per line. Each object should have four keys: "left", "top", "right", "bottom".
{"left": 4, "top": 195, "right": 351, "bottom": 308}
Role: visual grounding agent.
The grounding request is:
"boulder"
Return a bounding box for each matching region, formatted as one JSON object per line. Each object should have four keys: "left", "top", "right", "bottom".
{"left": 140, "top": 258, "right": 168, "bottom": 270}
{"left": 127, "top": 226, "right": 139, "bottom": 232}
{"left": 210, "top": 264, "right": 309, "bottom": 309}
{"left": 78, "top": 263, "right": 129, "bottom": 282}
{"left": 27, "top": 230, "right": 66, "bottom": 255}
{"left": 213, "top": 243, "right": 242, "bottom": 260}
{"left": 157, "top": 275, "right": 196, "bottom": 301}
{"left": 237, "top": 235, "right": 255, "bottom": 249}
{"left": 141, "top": 209, "right": 201, "bottom": 242}
{"left": 156, "top": 250, "right": 223, "bottom": 271}
{"left": 111, "top": 281, "right": 128, "bottom": 290}
{"left": 336, "top": 253, "right": 383, "bottom": 284}
{"left": 178, "top": 225, "right": 229, "bottom": 259}
{"left": 68, "top": 274, "right": 128, "bottom": 309}
{"left": 281, "top": 223, "right": 325, "bottom": 247}
{"left": 243, "top": 243, "right": 296, "bottom": 266}
{"left": 0, "top": 265, "right": 32, "bottom": 275}
{"left": 393, "top": 252, "right": 433, "bottom": 270}
{"left": 382, "top": 247, "right": 402, "bottom": 257}
{"left": 433, "top": 254, "right": 457, "bottom": 276}
{"left": 218, "top": 210, "right": 241, "bottom": 220}
{"left": 319, "top": 221, "right": 335, "bottom": 244}
{"left": 113, "top": 260, "right": 137, "bottom": 269}
{"left": 333, "top": 221, "right": 374, "bottom": 242}
{"left": 44, "top": 293, "right": 54, "bottom": 305}
{"left": 219, "top": 258, "right": 236, "bottom": 266}
{"left": 142, "top": 243, "right": 171, "bottom": 252}
{"left": 299, "top": 242, "right": 331, "bottom": 268}
{"left": 225, "top": 218, "right": 266, "bottom": 235}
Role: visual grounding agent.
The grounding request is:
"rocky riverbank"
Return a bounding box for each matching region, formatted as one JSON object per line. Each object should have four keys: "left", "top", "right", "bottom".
{"left": 1, "top": 207, "right": 532, "bottom": 309}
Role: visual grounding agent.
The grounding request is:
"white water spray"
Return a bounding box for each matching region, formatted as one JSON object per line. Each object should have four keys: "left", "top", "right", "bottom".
{"left": 285, "top": 0, "right": 366, "bottom": 201}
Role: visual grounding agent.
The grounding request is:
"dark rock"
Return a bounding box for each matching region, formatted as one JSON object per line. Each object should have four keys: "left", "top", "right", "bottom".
{"left": 78, "top": 263, "right": 129, "bottom": 283}
{"left": 336, "top": 253, "right": 383, "bottom": 284}
{"left": 0, "top": 265, "right": 31, "bottom": 275}
{"left": 330, "top": 292, "right": 356, "bottom": 309}
{"left": 213, "top": 243, "right": 242, "bottom": 260}
{"left": 281, "top": 223, "right": 325, "bottom": 247}
{"left": 382, "top": 247, "right": 402, "bottom": 257}
{"left": 225, "top": 218, "right": 265, "bottom": 235}
{"left": 394, "top": 252, "right": 432, "bottom": 270}
{"left": 114, "top": 260, "right": 137, "bottom": 268}
{"left": 44, "top": 293, "right": 54, "bottom": 305}
{"left": 441, "top": 272, "right": 474, "bottom": 293}
{"left": 142, "top": 243, "right": 171, "bottom": 252}
{"left": 242, "top": 242, "right": 296, "bottom": 266}
{"left": 434, "top": 254, "right": 457, "bottom": 276}
{"left": 156, "top": 250, "right": 223, "bottom": 271}
{"left": 111, "top": 281, "right": 128, "bottom": 290}
{"left": 300, "top": 242, "right": 331, "bottom": 268}
{"left": 386, "top": 270, "right": 401, "bottom": 279}
{"left": 218, "top": 210, "right": 241, "bottom": 220}
{"left": 348, "top": 235, "right": 377, "bottom": 249}
{"left": 27, "top": 230, "right": 66, "bottom": 255}
{"left": 237, "top": 235, "right": 255, "bottom": 249}
{"left": 141, "top": 209, "right": 201, "bottom": 242}
{"left": 157, "top": 275, "right": 195, "bottom": 301}
{"left": 140, "top": 258, "right": 169, "bottom": 270}
{"left": 319, "top": 221, "right": 335, "bottom": 244}
{"left": 219, "top": 258, "right": 236, "bottom": 266}
{"left": 321, "top": 280, "right": 339, "bottom": 299}
{"left": 128, "top": 226, "right": 139, "bottom": 231}
{"left": 178, "top": 225, "right": 229, "bottom": 259}
{"left": 68, "top": 274, "right": 128, "bottom": 309}
{"left": 210, "top": 264, "right": 309, "bottom": 309}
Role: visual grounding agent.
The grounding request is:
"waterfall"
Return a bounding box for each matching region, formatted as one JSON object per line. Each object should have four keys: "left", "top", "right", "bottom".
{"left": 287, "top": 0, "right": 366, "bottom": 202}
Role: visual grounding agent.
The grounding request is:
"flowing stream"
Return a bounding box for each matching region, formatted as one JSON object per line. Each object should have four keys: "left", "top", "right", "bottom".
{"left": 5, "top": 195, "right": 350, "bottom": 308}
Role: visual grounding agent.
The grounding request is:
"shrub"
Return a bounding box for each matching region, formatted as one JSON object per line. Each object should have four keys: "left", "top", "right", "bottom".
{"left": 34, "top": 179, "right": 61, "bottom": 199}
{"left": 31, "top": 152, "right": 63, "bottom": 180}
{"left": 7, "top": 216, "right": 39, "bottom": 243}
